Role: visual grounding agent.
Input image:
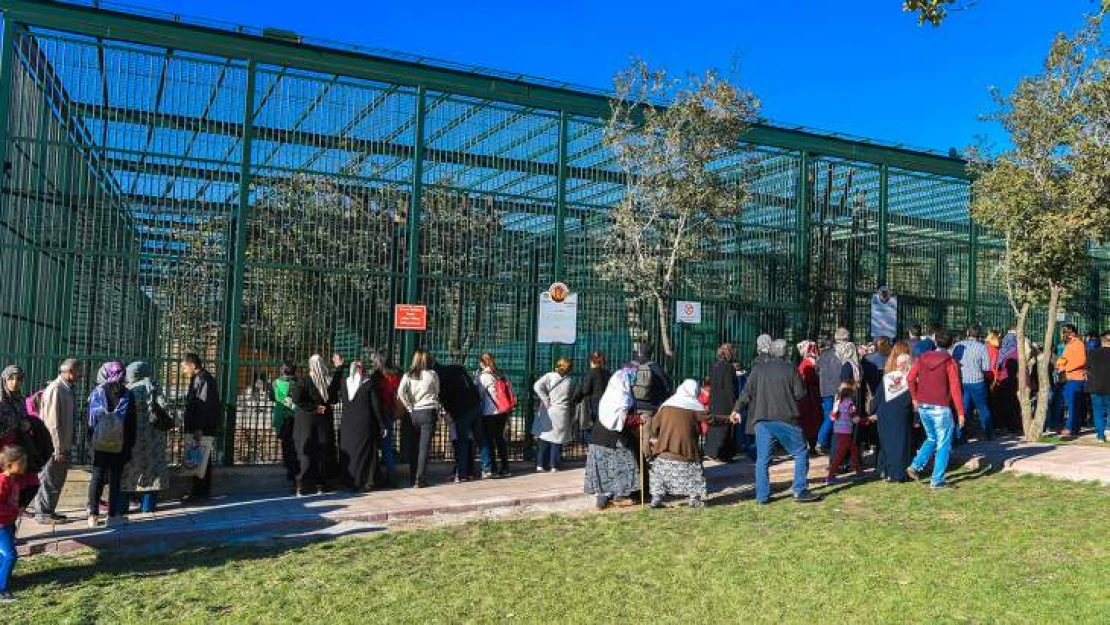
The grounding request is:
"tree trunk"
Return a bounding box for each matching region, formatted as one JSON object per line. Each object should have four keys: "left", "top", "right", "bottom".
{"left": 1030, "top": 285, "right": 1063, "bottom": 441}
{"left": 655, "top": 291, "right": 674, "bottom": 359}
{"left": 1014, "top": 302, "right": 1035, "bottom": 440}
{"left": 626, "top": 292, "right": 645, "bottom": 353}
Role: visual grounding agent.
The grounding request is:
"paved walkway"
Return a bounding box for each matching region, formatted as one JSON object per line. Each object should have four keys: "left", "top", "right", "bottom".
{"left": 14, "top": 437, "right": 1109, "bottom": 556}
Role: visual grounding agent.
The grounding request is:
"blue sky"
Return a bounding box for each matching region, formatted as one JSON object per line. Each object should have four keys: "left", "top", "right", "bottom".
{"left": 128, "top": 0, "right": 1092, "bottom": 153}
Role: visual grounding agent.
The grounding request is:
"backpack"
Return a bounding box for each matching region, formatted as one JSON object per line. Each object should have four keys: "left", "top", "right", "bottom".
{"left": 952, "top": 344, "right": 966, "bottom": 364}
{"left": 91, "top": 410, "right": 126, "bottom": 454}
{"left": 489, "top": 374, "right": 517, "bottom": 414}
{"left": 632, "top": 362, "right": 656, "bottom": 402}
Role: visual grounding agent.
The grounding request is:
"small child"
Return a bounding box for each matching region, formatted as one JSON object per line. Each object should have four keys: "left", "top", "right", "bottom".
{"left": 826, "top": 382, "right": 862, "bottom": 485}
{"left": 0, "top": 444, "right": 27, "bottom": 603}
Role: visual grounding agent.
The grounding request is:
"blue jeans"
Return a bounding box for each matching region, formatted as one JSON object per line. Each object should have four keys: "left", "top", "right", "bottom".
{"left": 381, "top": 425, "right": 397, "bottom": 476}
{"left": 735, "top": 412, "right": 754, "bottom": 460}
{"left": 537, "top": 440, "right": 562, "bottom": 470}
{"left": 910, "top": 404, "right": 955, "bottom": 487}
{"left": 0, "top": 524, "right": 15, "bottom": 593}
{"left": 817, "top": 396, "right": 835, "bottom": 448}
{"left": 480, "top": 413, "right": 510, "bottom": 473}
{"left": 1091, "top": 393, "right": 1110, "bottom": 440}
{"left": 753, "top": 420, "right": 810, "bottom": 503}
{"left": 1046, "top": 383, "right": 1065, "bottom": 432}
{"left": 1062, "top": 381, "right": 1086, "bottom": 434}
{"left": 962, "top": 381, "right": 993, "bottom": 439}
{"left": 140, "top": 492, "right": 158, "bottom": 513}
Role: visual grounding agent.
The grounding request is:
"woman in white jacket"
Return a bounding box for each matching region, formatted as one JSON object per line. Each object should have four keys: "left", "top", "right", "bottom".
{"left": 397, "top": 349, "right": 439, "bottom": 488}
{"left": 476, "top": 353, "right": 511, "bottom": 479}
{"left": 532, "top": 357, "right": 574, "bottom": 472}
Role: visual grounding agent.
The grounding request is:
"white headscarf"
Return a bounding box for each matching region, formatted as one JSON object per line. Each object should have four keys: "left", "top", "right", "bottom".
{"left": 661, "top": 379, "right": 706, "bottom": 412}
{"left": 597, "top": 368, "right": 634, "bottom": 432}
{"left": 309, "top": 354, "right": 329, "bottom": 399}
{"left": 882, "top": 354, "right": 912, "bottom": 401}
{"left": 346, "top": 360, "right": 365, "bottom": 401}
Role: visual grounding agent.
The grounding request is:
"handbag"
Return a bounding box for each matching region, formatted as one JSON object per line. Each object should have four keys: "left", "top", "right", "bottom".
{"left": 151, "top": 400, "right": 174, "bottom": 431}
{"left": 574, "top": 400, "right": 594, "bottom": 431}
{"left": 531, "top": 403, "right": 553, "bottom": 437}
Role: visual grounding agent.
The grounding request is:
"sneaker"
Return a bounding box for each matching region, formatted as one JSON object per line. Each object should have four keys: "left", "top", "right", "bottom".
{"left": 86, "top": 515, "right": 99, "bottom": 529}
{"left": 481, "top": 471, "right": 494, "bottom": 479}
{"left": 549, "top": 467, "right": 559, "bottom": 473}
{"left": 535, "top": 466, "right": 545, "bottom": 473}
{"left": 0, "top": 591, "right": 15, "bottom": 603}
{"left": 498, "top": 468, "right": 512, "bottom": 478}
{"left": 1097, "top": 438, "right": 1107, "bottom": 444}
{"left": 794, "top": 490, "right": 821, "bottom": 503}
{"left": 49, "top": 513, "right": 72, "bottom": 523}
{"left": 929, "top": 483, "right": 955, "bottom": 491}
{"left": 648, "top": 497, "right": 665, "bottom": 509}
{"left": 905, "top": 466, "right": 922, "bottom": 482}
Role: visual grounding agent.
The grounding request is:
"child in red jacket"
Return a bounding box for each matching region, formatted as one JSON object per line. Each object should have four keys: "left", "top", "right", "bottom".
{"left": 0, "top": 444, "right": 27, "bottom": 603}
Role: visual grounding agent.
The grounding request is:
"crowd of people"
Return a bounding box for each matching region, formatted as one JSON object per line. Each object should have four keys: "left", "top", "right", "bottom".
{"left": 1, "top": 319, "right": 1110, "bottom": 603}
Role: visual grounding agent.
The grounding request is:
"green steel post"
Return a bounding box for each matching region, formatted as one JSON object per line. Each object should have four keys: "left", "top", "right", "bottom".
{"left": 967, "top": 221, "right": 978, "bottom": 325}
{"left": 0, "top": 19, "right": 17, "bottom": 253}
{"left": 551, "top": 110, "right": 568, "bottom": 363}
{"left": 221, "top": 59, "right": 257, "bottom": 466}
{"left": 793, "top": 152, "right": 811, "bottom": 337}
{"left": 877, "top": 165, "right": 889, "bottom": 287}
{"left": 400, "top": 87, "right": 427, "bottom": 367}
{"left": 21, "top": 95, "right": 50, "bottom": 366}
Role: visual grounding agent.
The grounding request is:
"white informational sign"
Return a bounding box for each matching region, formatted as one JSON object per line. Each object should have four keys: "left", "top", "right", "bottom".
{"left": 676, "top": 300, "right": 702, "bottom": 324}
{"left": 870, "top": 289, "right": 898, "bottom": 340}
{"left": 538, "top": 283, "right": 577, "bottom": 344}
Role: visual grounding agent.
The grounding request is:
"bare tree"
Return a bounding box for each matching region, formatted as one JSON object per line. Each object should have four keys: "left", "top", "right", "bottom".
{"left": 598, "top": 60, "right": 760, "bottom": 358}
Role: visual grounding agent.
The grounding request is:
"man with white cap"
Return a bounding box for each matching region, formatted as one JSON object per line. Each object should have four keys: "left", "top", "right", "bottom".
{"left": 29, "top": 359, "right": 82, "bottom": 524}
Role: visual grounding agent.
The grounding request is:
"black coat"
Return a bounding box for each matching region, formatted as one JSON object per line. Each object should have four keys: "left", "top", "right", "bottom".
{"left": 183, "top": 369, "right": 221, "bottom": 435}
{"left": 734, "top": 356, "right": 806, "bottom": 434}
{"left": 338, "top": 376, "right": 384, "bottom": 490}
{"left": 570, "top": 367, "right": 610, "bottom": 421}
{"left": 708, "top": 359, "right": 738, "bottom": 416}
{"left": 435, "top": 364, "right": 481, "bottom": 417}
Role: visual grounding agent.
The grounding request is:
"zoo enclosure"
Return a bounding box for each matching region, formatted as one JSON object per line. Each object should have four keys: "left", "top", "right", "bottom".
{"left": 1, "top": 0, "right": 1107, "bottom": 465}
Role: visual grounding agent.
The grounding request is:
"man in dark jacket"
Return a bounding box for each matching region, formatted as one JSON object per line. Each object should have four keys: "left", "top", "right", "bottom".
{"left": 435, "top": 362, "right": 482, "bottom": 481}
{"left": 1087, "top": 331, "right": 1110, "bottom": 443}
{"left": 705, "top": 343, "right": 738, "bottom": 461}
{"left": 182, "top": 353, "right": 221, "bottom": 500}
{"left": 732, "top": 335, "right": 819, "bottom": 505}
{"left": 906, "top": 331, "right": 965, "bottom": 489}
{"left": 815, "top": 332, "right": 845, "bottom": 454}
{"left": 630, "top": 344, "right": 673, "bottom": 415}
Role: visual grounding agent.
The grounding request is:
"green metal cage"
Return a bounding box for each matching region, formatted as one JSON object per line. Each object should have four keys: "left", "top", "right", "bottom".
{"left": 0, "top": 0, "right": 1104, "bottom": 466}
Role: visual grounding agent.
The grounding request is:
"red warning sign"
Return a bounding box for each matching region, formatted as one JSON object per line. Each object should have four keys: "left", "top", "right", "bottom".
{"left": 394, "top": 305, "right": 427, "bottom": 331}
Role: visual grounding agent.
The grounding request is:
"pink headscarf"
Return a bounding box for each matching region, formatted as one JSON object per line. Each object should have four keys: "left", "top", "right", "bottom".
{"left": 797, "top": 340, "right": 818, "bottom": 363}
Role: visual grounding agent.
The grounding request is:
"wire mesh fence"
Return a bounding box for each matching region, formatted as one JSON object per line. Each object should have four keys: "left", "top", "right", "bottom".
{"left": 1, "top": 7, "right": 1100, "bottom": 468}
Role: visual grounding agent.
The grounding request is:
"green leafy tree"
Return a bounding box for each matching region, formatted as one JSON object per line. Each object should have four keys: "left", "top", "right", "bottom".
{"left": 971, "top": 19, "right": 1110, "bottom": 440}
{"left": 903, "top": 1, "right": 1108, "bottom": 25}
{"left": 598, "top": 60, "right": 759, "bottom": 358}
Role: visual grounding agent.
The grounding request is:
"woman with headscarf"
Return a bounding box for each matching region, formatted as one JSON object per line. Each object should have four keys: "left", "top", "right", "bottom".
{"left": 872, "top": 348, "right": 915, "bottom": 482}
{"left": 0, "top": 365, "right": 41, "bottom": 511}
{"left": 796, "top": 341, "right": 822, "bottom": 447}
{"left": 647, "top": 379, "right": 738, "bottom": 509}
{"left": 705, "top": 343, "right": 738, "bottom": 462}
{"left": 583, "top": 366, "right": 641, "bottom": 510}
{"left": 86, "top": 361, "right": 135, "bottom": 527}
{"left": 291, "top": 354, "right": 345, "bottom": 495}
{"left": 121, "top": 362, "right": 168, "bottom": 513}
{"left": 994, "top": 328, "right": 1022, "bottom": 433}
{"left": 338, "top": 359, "right": 385, "bottom": 493}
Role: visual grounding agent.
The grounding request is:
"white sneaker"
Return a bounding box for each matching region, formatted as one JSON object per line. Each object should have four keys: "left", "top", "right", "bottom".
{"left": 549, "top": 468, "right": 560, "bottom": 473}
{"left": 86, "top": 516, "right": 99, "bottom": 529}
{"left": 535, "top": 466, "right": 545, "bottom": 473}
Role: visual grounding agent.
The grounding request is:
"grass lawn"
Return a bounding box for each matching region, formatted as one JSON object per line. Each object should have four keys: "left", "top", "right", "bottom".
{"left": 9, "top": 470, "right": 1110, "bottom": 624}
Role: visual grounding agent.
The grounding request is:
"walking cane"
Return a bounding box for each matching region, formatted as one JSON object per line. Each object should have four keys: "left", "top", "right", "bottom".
{"left": 639, "top": 424, "right": 646, "bottom": 510}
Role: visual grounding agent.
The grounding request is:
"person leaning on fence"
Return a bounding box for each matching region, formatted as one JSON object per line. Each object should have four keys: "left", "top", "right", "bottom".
{"left": 570, "top": 351, "right": 610, "bottom": 446}
{"left": 292, "top": 354, "right": 344, "bottom": 495}
{"left": 648, "top": 379, "right": 739, "bottom": 509}
{"left": 628, "top": 344, "right": 673, "bottom": 496}
{"left": 338, "top": 359, "right": 385, "bottom": 493}
{"left": 271, "top": 363, "right": 299, "bottom": 489}
{"left": 397, "top": 349, "right": 440, "bottom": 489}
{"left": 584, "top": 365, "right": 641, "bottom": 510}
{"left": 121, "top": 362, "right": 169, "bottom": 514}
{"left": 532, "top": 358, "right": 575, "bottom": 473}
{"left": 370, "top": 352, "right": 402, "bottom": 485}
{"left": 435, "top": 360, "right": 483, "bottom": 483}
{"left": 476, "top": 353, "right": 512, "bottom": 479}
{"left": 732, "top": 335, "right": 820, "bottom": 505}
{"left": 705, "top": 343, "right": 739, "bottom": 462}
{"left": 181, "top": 353, "right": 221, "bottom": 501}
{"left": 86, "top": 361, "right": 136, "bottom": 528}
{"left": 28, "top": 359, "right": 81, "bottom": 525}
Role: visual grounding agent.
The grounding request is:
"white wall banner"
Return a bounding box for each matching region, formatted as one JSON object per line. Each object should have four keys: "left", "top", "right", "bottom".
{"left": 870, "top": 288, "right": 898, "bottom": 340}
{"left": 538, "top": 283, "right": 577, "bottom": 344}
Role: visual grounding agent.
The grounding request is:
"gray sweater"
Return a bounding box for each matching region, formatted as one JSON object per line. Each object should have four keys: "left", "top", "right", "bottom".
{"left": 733, "top": 356, "right": 806, "bottom": 434}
